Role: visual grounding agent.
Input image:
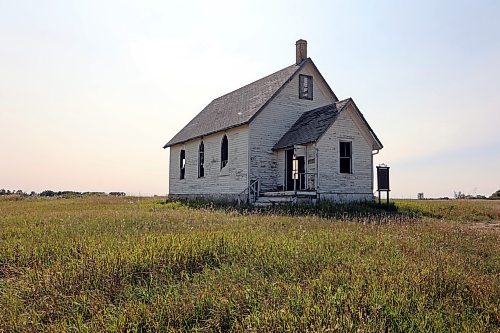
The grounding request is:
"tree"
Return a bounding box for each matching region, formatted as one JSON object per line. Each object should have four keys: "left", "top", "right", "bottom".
{"left": 490, "top": 189, "right": 500, "bottom": 200}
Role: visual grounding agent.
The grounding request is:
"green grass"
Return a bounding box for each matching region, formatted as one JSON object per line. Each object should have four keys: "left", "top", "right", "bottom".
{"left": 0, "top": 197, "right": 499, "bottom": 332}
{"left": 395, "top": 199, "right": 500, "bottom": 222}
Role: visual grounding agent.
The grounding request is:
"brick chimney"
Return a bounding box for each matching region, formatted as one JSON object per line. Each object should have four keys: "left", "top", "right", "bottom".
{"left": 296, "top": 39, "right": 307, "bottom": 65}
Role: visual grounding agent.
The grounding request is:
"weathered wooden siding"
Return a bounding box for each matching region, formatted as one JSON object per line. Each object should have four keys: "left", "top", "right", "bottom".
{"left": 168, "top": 126, "right": 249, "bottom": 197}
{"left": 316, "top": 105, "right": 374, "bottom": 201}
{"left": 249, "top": 62, "right": 337, "bottom": 192}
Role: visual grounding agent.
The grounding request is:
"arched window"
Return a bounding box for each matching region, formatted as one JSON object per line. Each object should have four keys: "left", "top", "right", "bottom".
{"left": 198, "top": 141, "right": 205, "bottom": 178}
{"left": 179, "top": 149, "right": 186, "bottom": 179}
{"left": 221, "top": 135, "right": 228, "bottom": 169}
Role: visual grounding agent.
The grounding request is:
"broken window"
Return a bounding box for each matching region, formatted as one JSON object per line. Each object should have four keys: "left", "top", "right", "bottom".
{"left": 299, "top": 74, "right": 313, "bottom": 100}
{"left": 179, "top": 149, "right": 186, "bottom": 179}
{"left": 198, "top": 141, "right": 204, "bottom": 178}
{"left": 339, "top": 141, "right": 352, "bottom": 174}
{"left": 221, "top": 134, "right": 228, "bottom": 169}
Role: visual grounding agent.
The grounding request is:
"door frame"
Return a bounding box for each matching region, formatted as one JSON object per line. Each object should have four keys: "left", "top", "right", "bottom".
{"left": 285, "top": 148, "right": 306, "bottom": 191}
{"left": 285, "top": 149, "right": 294, "bottom": 191}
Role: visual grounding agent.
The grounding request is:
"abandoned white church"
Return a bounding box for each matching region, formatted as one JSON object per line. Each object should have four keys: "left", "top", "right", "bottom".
{"left": 164, "top": 40, "right": 383, "bottom": 205}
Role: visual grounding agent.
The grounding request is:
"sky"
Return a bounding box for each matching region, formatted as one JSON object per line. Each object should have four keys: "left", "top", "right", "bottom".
{"left": 1, "top": 0, "right": 499, "bottom": 198}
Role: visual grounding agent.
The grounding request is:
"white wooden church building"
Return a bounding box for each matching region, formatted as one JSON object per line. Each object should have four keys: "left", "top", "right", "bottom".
{"left": 164, "top": 40, "right": 383, "bottom": 205}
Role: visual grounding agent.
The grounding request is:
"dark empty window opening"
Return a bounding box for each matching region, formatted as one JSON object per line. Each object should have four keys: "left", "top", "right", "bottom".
{"left": 339, "top": 141, "right": 352, "bottom": 174}
{"left": 221, "top": 135, "right": 228, "bottom": 169}
{"left": 179, "top": 149, "right": 186, "bottom": 179}
{"left": 299, "top": 74, "right": 313, "bottom": 100}
{"left": 198, "top": 141, "right": 205, "bottom": 178}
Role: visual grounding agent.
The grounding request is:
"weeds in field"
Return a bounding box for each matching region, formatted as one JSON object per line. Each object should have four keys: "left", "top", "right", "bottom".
{"left": 0, "top": 197, "right": 498, "bottom": 332}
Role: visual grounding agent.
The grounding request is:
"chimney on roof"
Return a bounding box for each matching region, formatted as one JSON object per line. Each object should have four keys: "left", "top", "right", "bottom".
{"left": 296, "top": 39, "right": 307, "bottom": 65}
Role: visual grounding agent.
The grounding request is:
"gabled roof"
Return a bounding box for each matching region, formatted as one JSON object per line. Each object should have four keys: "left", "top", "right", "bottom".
{"left": 273, "top": 98, "right": 383, "bottom": 150}
{"left": 163, "top": 58, "right": 338, "bottom": 148}
{"left": 164, "top": 62, "right": 302, "bottom": 148}
{"left": 273, "top": 99, "right": 349, "bottom": 150}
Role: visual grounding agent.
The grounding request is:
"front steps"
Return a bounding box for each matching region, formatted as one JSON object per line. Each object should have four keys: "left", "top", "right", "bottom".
{"left": 254, "top": 191, "right": 317, "bottom": 207}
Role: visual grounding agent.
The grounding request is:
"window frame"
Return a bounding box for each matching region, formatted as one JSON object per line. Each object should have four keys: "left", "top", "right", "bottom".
{"left": 198, "top": 141, "right": 205, "bottom": 178}
{"left": 299, "top": 74, "right": 313, "bottom": 100}
{"left": 179, "top": 149, "right": 186, "bottom": 180}
{"left": 220, "top": 134, "right": 228, "bottom": 170}
{"left": 339, "top": 141, "right": 352, "bottom": 174}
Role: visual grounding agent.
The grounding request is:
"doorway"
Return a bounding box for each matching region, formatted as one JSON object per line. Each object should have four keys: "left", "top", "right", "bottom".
{"left": 285, "top": 149, "right": 305, "bottom": 191}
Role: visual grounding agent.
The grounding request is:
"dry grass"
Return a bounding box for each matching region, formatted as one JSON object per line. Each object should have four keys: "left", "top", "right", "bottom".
{"left": 0, "top": 197, "right": 499, "bottom": 332}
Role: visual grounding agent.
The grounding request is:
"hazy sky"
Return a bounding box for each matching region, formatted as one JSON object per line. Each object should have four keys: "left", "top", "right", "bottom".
{"left": 1, "top": 0, "right": 499, "bottom": 198}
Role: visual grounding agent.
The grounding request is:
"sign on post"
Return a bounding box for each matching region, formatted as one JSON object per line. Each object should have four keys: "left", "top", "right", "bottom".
{"left": 376, "top": 164, "right": 390, "bottom": 205}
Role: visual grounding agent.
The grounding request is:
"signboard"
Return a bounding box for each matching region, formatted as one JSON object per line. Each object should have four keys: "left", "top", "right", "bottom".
{"left": 377, "top": 165, "right": 390, "bottom": 191}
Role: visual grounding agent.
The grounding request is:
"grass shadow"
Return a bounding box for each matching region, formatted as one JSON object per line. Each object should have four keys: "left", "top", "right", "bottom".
{"left": 159, "top": 198, "right": 423, "bottom": 224}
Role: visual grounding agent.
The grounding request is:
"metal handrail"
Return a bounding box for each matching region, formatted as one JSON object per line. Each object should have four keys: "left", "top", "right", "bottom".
{"left": 293, "top": 172, "right": 317, "bottom": 192}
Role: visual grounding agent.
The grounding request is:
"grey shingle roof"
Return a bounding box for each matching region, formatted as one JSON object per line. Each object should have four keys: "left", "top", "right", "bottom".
{"left": 273, "top": 99, "right": 351, "bottom": 150}
{"left": 164, "top": 62, "right": 304, "bottom": 147}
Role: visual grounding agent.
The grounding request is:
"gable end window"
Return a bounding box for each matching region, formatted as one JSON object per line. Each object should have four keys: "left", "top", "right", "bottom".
{"left": 179, "top": 149, "right": 186, "bottom": 179}
{"left": 339, "top": 141, "right": 352, "bottom": 174}
{"left": 198, "top": 141, "right": 205, "bottom": 178}
{"left": 221, "top": 135, "right": 228, "bottom": 169}
{"left": 299, "top": 74, "right": 313, "bottom": 100}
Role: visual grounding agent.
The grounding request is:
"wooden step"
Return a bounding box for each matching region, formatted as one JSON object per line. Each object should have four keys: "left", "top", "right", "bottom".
{"left": 254, "top": 194, "right": 317, "bottom": 207}
{"left": 261, "top": 191, "right": 317, "bottom": 197}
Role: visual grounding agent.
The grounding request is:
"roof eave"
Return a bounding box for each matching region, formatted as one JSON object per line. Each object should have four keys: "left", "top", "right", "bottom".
{"left": 346, "top": 99, "right": 384, "bottom": 150}
{"left": 246, "top": 59, "right": 309, "bottom": 125}
{"left": 163, "top": 122, "right": 249, "bottom": 148}
{"left": 307, "top": 58, "right": 339, "bottom": 102}
{"left": 272, "top": 140, "right": 316, "bottom": 151}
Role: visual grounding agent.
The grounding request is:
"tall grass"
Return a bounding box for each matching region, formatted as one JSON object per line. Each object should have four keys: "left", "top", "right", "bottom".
{"left": 395, "top": 199, "right": 500, "bottom": 222}
{"left": 0, "top": 197, "right": 498, "bottom": 332}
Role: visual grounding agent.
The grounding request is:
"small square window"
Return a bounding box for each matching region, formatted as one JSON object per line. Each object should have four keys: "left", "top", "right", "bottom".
{"left": 299, "top": 74, "right": 313, "bottom": 100}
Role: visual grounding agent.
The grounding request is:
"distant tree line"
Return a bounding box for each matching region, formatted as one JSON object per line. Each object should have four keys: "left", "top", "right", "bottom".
{"left": 453, "top": 191, "right": 488, "bottom": 200}
{"left": 0, "top": 189, "right": 126, "bottom": 197}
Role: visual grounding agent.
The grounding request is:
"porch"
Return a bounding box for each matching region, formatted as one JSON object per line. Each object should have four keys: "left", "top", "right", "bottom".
{"left": 254, "top": 189, "right": 317, "bottom": 207}
{"left": 239, "top": 144, "right": 319, "bottom": 206}
{"left": 237, "top": 177, "right": 318, "bottom": 207}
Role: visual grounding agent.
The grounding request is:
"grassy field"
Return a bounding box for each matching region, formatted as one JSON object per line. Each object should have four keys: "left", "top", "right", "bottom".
{"left": 0, "top": 197, "right": 498, "bottom": 332}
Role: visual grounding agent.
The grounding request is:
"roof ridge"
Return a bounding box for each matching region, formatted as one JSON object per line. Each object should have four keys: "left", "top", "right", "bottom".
{"left": 212, "top": 63, "right": 299, "bottom": 101}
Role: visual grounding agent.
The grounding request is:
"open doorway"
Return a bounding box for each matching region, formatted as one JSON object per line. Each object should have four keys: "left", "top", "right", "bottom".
{"left": 285, "top": 149, "right": 305, "bottom": 191}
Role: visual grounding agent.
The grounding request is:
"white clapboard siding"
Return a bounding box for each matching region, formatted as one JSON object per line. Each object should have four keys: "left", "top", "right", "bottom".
{"left": 316, "top": 105, "right": 374, "bottom": 201}
{"left": 169, "top": 125, "right": 249, "bottom": 196}
{"left": 249, "top": 61, "right": 336, "bottom": 192}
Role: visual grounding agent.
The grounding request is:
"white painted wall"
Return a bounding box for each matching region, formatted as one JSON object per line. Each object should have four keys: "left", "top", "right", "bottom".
{"left": 249, "top": 61, "right": 337, "bottom": 192}
{"left": 168, "top": 125, "right": 249, "bottom": 196}
{"left": 316, "top": 105, "right": 374, "bottom": 201}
